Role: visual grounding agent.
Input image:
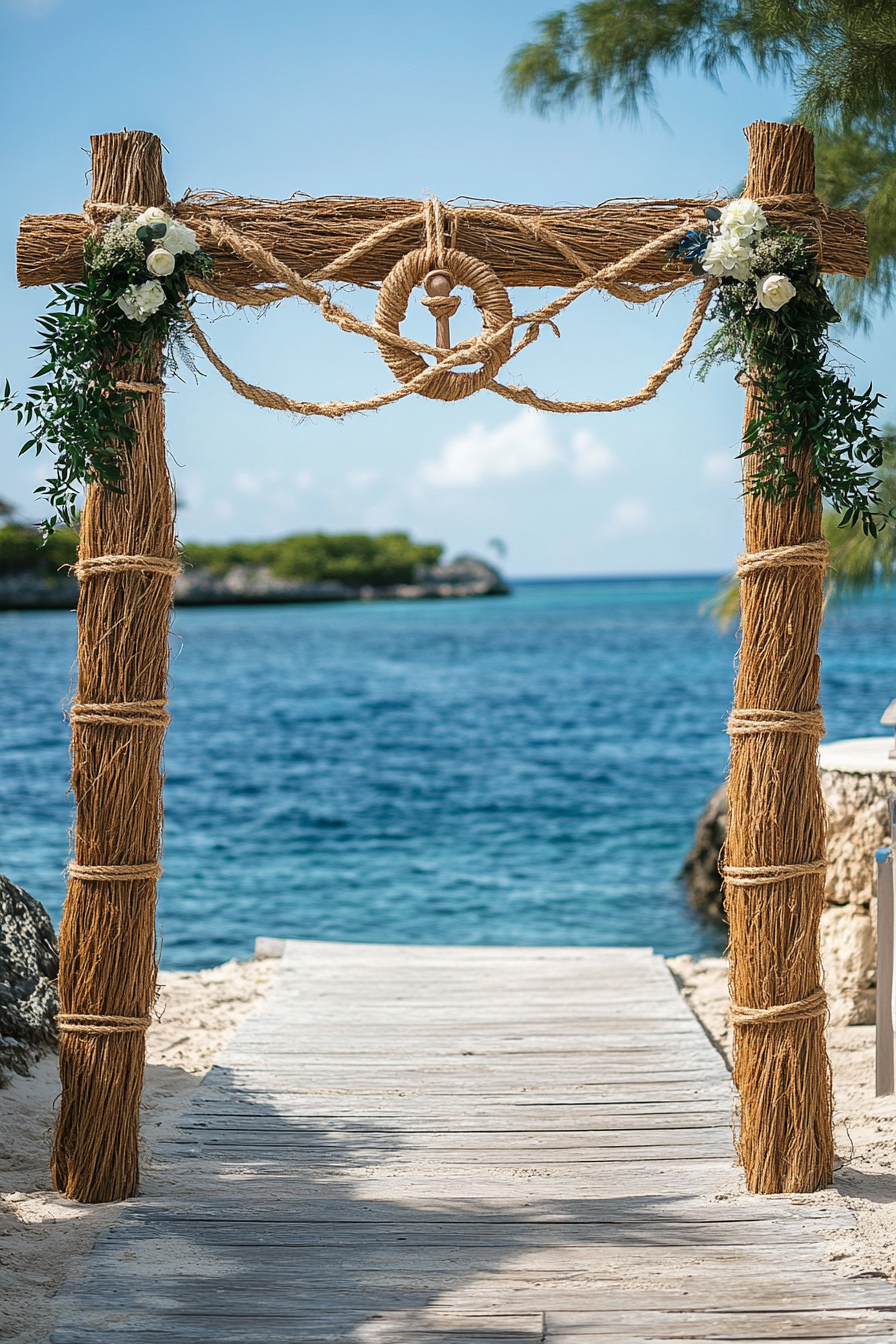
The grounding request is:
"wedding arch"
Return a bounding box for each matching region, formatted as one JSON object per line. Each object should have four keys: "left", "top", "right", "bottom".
{"left": 14, "top": 122, "right": 875, "bottom": 1203}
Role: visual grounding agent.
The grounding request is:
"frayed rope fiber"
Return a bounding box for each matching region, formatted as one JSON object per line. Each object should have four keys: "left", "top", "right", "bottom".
{"left": 727, "top": 707, "right": 825, "bottom": 736}
{"left": 70, "top": 702, "right": 170, "bottom": 728}
{"left": 73, "top": 554, "right": 181, "bottom": 579}
{"left": 67, "top": 862, "right": 163, "bottom": 881}
{"left": 729, "top": 988, "right": 827, "bottom": 1025}
{"left": 57, "top": 1014, "right": 151, "bottom": 1035}
{"left": 736, "top": 539, "right": 829, "bottom": 576}
{"left": 722, "top": 858, "right": 828, "bottom": 886}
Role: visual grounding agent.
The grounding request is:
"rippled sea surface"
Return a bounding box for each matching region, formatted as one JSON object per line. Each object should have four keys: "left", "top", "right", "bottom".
{"left": 3, "top": 578, "right": 894, "bottom": 970}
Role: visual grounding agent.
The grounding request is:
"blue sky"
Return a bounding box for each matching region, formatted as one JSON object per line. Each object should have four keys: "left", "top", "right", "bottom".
{"left": 1, "top": 0, "right": 892, "bottom": 576}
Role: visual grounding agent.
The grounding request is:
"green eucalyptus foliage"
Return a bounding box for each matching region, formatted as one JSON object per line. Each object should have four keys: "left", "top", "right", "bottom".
{"left": 2, "top": 216, "right": 212, "bottom": 535}
{"left": 696, "top": 231, "right": 886, "bottom": 531}
{"left": 181, "top": 532, "right": 445, "bottom": 588}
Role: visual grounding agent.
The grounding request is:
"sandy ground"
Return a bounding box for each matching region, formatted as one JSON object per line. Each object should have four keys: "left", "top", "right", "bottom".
{"left": 1, "top": 953, "right": 894, "bottom": 1341}
{"left": 0, "top": 957, "right": 275, "bottom": 1344}
{"left": 669, "top": 955, "right": 896, "bottom": 1286}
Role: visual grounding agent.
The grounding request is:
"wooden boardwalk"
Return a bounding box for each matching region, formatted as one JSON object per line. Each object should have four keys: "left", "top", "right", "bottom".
{"left": 53, "top": 942, "right": 896, "bottom": 1343}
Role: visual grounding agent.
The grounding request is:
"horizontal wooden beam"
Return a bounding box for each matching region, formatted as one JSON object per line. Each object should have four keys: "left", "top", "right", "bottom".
{"left": 17, "top": 192, "right": 868, "bottom": 297}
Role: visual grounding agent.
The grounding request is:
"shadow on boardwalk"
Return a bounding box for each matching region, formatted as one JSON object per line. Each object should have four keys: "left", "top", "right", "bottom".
{"left": 51, "top": 942, "right": 896, "bottom": 1343}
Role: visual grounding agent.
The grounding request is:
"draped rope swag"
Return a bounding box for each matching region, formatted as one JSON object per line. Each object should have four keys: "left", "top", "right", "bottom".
{"left": 16, "top": 121, "right": 868, "bottom": 1201}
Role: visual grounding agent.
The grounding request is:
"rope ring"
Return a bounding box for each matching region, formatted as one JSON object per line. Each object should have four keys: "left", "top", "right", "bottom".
{"left": 374, "top": 247, "right": 513, "bottom": 402}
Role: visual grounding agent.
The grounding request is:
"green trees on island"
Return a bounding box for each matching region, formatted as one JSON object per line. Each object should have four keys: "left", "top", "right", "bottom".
{"left": 0, "top": 524, "right": 79, "bottom": 578}
{"left": 0, "top": 526, "right": 444, "bottom": 589}
{"left": 504, "top": 0, "right": 896, "bottom": 323}
{"left": 180, "top": 532, "right": 443, "bottom": 587}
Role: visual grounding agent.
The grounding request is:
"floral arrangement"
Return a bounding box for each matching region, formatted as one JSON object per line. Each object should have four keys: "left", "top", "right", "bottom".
{"left": 672, "top": 201, "right": 887, "bottom": 533}
{"left": 2, "top": 209, "right": 212, "bottom": 532}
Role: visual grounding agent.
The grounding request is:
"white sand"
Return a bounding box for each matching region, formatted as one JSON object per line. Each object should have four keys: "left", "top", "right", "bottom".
{"left": 0, "top": 957, "right": 275, "bottom": 1344}
{"left": 669, "top": 955, "right": 896, "bottom": 1285}
{"left": 2, "top": 952, "right": 894, "bottom": 1342}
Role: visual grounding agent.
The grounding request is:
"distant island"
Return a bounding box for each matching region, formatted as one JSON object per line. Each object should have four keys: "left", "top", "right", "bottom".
{"left": 0, "top": 525, "right": 509, "bottom": 609}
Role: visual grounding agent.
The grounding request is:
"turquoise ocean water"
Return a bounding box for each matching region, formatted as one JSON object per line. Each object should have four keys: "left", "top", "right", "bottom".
{"left": 2, "top": 577, "right": 894, "bottom": 970}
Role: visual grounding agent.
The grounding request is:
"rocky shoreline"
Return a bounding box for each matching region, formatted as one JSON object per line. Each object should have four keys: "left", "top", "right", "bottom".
{"left": 0, "top": 555, "right": 508, "bottom": 610}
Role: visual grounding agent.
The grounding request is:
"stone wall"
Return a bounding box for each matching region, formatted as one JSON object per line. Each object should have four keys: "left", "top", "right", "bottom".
{"left": 683, "top": 738, "right": 896, "bottom": 1026}
{"left": 819, "top": 750, "right": 894, "bottom": 1025}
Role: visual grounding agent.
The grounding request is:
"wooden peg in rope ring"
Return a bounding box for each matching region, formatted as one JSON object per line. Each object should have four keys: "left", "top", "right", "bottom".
{"left": 375, "top": 247, "right": 512, "bottom": 402}
{"left": 422, "top": 270, "right": 461, "bottom": 349}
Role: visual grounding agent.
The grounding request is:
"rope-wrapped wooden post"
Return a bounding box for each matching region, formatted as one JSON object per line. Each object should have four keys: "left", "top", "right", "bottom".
{"left": 51, "top": 131, "right": 178, "bottom": 1203}
{"left": 724, "top": 121, "right": 834, "bottom": 1194}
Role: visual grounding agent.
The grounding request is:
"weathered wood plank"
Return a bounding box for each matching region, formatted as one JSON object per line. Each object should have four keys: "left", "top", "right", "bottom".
{"left": 49, "top": 942, "right": 896, "bottom": 1343}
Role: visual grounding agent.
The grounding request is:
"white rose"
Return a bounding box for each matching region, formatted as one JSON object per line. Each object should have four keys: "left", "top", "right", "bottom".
{"left": 701, "top": 236, "right": 753, "bottom": 281}
{"left": 146, "top": 247, "right": 175, "bottom": 276}
{"left": 160, "top": 219, "right": 200, "bottom": 256}
{"left": 116, "top": 279, "right": 166, "bottom": 322}
{"left": 756, "top": 273, "right": 797, "bottom": 311}
{"left": 719, "top": 198, "right": 767, "bottom": 239}
{"left": 135, "top": 206, "right": 169, "bottom": 228}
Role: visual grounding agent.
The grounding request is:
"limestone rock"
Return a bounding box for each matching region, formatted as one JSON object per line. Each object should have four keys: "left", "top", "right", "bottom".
{"left": 173, "top": 555, "right": 509, "bottom": 605}
{"left": 0, "top": 570, "right": 78, "bottom": 610}
{"left": 821, "top": 902, "right": 877, "bottom": 1026}
{"left": 821, "top": 767, "right": 891, "bottom": 909}
{"left": 0, "top": 873, "right": 59, "bottom": 1082}
{"left": 681, "top": 783, "right": 727, "bottom": 922}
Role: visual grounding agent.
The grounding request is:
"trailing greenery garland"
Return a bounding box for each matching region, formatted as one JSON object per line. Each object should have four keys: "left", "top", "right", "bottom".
{"left": 2, "top": 209, "right": 212, "bottom": 533}
{"left": 672, "top": 200, "right": 887, "bottom": 534}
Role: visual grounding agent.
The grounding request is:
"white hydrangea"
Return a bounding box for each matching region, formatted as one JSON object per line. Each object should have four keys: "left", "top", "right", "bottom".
{"left": 701, "top": 236, "right": 754, "bottom": 281}
{"left": 718, "top": 198, "right": 767, "bottom": 242}
{"left": 126, "top": 208, "right": 200, "bottom": 255}
{"left": 160, "top": 218, "right": 200, "bottom": 256}
{"left": 116, "top": 279, "right": 166, "bottom": 322}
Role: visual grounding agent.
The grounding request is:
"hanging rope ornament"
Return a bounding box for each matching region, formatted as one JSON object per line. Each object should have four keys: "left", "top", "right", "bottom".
{"left": 174, "top": 205, "right": 717, "bottom": 420}
{"left": 376, "top": 248, "right": 513, "bottom": 400}
{"left": 374, "top": 197, "right": 513, "bottom": 400}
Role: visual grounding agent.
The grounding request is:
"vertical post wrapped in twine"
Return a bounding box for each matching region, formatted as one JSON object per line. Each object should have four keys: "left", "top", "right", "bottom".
{"left": 724, "top": 121, "right": 834, "bottom": 1194}
{"left": 51, "top": 132, "right": 177, "bottom": 1203}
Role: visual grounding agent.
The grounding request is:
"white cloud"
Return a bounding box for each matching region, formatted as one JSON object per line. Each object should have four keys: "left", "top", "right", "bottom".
{"left": 570, "top": 431, "right": 614, "bottom": 480}
{"left": 703, "top": 451, "right": 736, "bottom": 483}
{"left": 605, "top": 498, "right": 650, "bottom": 536}
{"left": 420, "top": 410, "right": 560, "bottom": 488}
{"left": 233, "top": 470, "right": 261, "bottom": 495}
{"left": 346, "top": 469, "right": 380, "bottom": 490}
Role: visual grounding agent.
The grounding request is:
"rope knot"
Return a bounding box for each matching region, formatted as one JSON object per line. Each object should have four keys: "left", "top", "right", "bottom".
{"left": 729, "top": 988, "right": 827, "bottom": 1026}
{"left": 421, "top": 293, "right": 461, "bottom": 321}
